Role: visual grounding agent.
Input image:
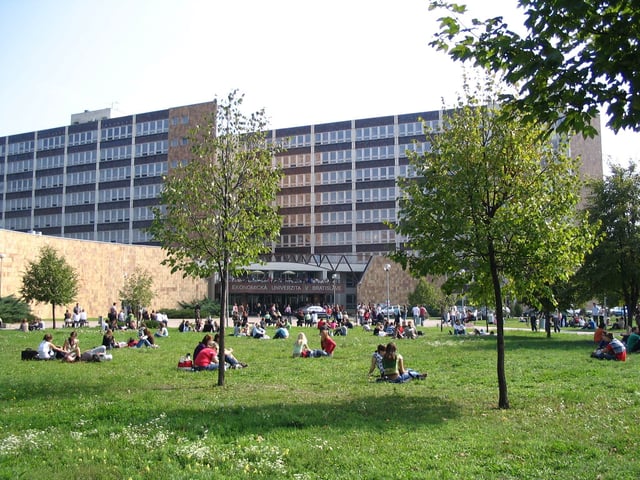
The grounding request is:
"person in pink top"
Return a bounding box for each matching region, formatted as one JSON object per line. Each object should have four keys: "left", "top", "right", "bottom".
{"left": 194, "top": 339, "right": 221, "bottom": 371}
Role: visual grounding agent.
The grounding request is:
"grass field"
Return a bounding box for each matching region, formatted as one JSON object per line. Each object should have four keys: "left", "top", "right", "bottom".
{"left": 0, "top": 321, "right": 638, "bottom": 479}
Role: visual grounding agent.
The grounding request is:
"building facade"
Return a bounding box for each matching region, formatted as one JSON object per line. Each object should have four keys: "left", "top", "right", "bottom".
{"left": 0, "top": 104, "right": 603, "bottom": 313}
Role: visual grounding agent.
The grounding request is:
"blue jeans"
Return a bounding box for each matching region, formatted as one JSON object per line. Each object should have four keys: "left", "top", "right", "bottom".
{"left": 389, "top": 369, "right": 422, "bottom": 383}
{"left": 136, "top": 338, "right": 152, "bottom": 348}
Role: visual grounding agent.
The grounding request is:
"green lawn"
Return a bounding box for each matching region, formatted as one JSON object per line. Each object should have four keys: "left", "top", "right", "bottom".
{"left": 0, "top": 323, "right": 638, "bottom": 479}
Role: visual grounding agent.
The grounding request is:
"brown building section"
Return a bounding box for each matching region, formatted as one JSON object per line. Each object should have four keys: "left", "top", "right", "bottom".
{"left": 167, "top": 101, "right": 216, "bottom": 166}
{"left": 0, "top": 229, "right": 207, "bottom": 321}
{"left": 356, "top": 256, "right": 420, "bottom": 308}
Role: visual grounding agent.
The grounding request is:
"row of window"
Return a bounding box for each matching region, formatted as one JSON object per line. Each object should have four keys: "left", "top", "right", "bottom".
{"left": 281, "top": 208, "right": 396, "bottom": 228}
{"left": 63, "top": 229, "right": 149, "bottom": 243}
{"left": 278, "top": 229, "right": 396, "bottom": 247}
{"left": 276, "top": 187, "right": 398, "bottom": 208}
{"left": 274, "top": 120, "right": 440, "bottom": 149}
{"left": 2, "top": 120, "right": 172, "bottom": 157}
{"left": 276, "top": 142, "right": 428, "bottom": 170}
{"left": 6, "top": 183, "right": 162, "bottom": 210}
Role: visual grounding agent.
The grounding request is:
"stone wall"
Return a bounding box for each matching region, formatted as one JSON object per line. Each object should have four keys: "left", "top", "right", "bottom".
{"left": 0, "top": 229, "right": 208, "bottom": 322}
{"left": 356, "top": 256, "right": 419, "bottom": 308}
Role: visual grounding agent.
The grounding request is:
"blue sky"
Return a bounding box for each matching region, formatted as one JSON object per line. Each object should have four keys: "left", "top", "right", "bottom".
{"left": 0, "top": 0, "right": 637, "bottom": 171}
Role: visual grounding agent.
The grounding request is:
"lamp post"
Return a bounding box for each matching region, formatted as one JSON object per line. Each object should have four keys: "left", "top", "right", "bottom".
{"left": 384, "top": 263, "right": 391, "bottom": 324}
{"left": 331, "top": 274, "right": 337, "bottom": 308}
{"left": 0, "top": 253, "right": 5, "bottom": 298}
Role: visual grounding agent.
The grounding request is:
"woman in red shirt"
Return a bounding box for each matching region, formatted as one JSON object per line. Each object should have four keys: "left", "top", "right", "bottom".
{"left": 194, "top": 339, "right": 221, "bottom": 370}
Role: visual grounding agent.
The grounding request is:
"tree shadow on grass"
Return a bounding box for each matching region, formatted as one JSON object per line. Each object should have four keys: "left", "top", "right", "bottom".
{"left": 163, "top": 391, "right": 462, "bottom": 439}
{"left": 447, "top": 332, "right": 596, "bottom": 353}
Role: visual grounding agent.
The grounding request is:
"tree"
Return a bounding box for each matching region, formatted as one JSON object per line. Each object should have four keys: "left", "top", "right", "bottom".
{"left": 119, "top": 268, "right": 154, "bottom": 326}
{"left": 148, "top": 90, "right": 283, "bottom": 386}
{"left": 429, "top": 0, "right": 640, "bottom": 135}
{"left": 577, "top": 164, "right": 640, "bottom": 326}
{"left": 408, "top": 277, "right": 453, "bottom": 319}
{"left": 391, "top": 81, "right": 596, "bottom": 408}
{"left": 20, "top": 245, "right": 78, "bottom": 329}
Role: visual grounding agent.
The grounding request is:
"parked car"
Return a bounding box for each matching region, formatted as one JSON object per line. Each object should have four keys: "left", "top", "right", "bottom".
{"left": 610, "top": 306, "right": 626, "bottom": 317}
{"left": 299, "top": 305, "right": 328, "bottom": 319}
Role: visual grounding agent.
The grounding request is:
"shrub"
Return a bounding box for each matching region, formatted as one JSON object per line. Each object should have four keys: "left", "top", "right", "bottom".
{"left": 0, "top": 295, "right": 35, "bottom": 323}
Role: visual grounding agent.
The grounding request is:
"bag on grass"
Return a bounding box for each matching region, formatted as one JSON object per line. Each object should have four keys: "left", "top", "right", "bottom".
{"left": 21, "top": 348, "right": 39, "bottom": 361}
{"left": 177, "top": 354, "right": 193, "bottom": 371}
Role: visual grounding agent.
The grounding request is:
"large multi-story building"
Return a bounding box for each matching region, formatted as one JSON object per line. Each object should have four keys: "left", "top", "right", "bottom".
{"left": 0, "top": 102, "right": 603, "bottom": 312}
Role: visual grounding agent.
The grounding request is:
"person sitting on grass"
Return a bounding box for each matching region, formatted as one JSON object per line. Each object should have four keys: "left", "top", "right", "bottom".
{"left": 37, "top": 333, "right": 70, "bottom": 360}
{"left": 380, "top": 342, "right": 427, "bottom": 382}
{"left": 591, "top": 332, "right": 627, "bottom": 361}
{"left": 213, "top": 334, "right": 248, "bottom": 368}
{"left": 62, "top": 331, "right": 83, "bottom": 362}
{"left": 452, "top": 319, "right": 466, "bottom": 335}
{"left": 622, "top": 326, "right": 640, "bottom": 354}
{"left": 367, "top": 344, "right": 386, "bottom": 379}
{"left": 154, "top": 323, "right": 169, "bottom": 338}
{"left": 308, "top": 327, "right": 336, "bottom": 357}
{"left": 273, "top": 324, "right": 290, "bottom": 339}
{"left": 593, "top": 322, "right": 607, "bottom": 348}
{"left": 404, "top": 321, "right": 418, "bottom": 339}
{"left": 193, "top": 338, "right": 222, "bottom": 371}
{"left": 136, "top": 327, "right": 157, "bottom": 348}
{"left": 292, "top": 332, "right": 310, "bottom": 358}
{"left": 251, "top": 323, "right": 269, "bottom": 339}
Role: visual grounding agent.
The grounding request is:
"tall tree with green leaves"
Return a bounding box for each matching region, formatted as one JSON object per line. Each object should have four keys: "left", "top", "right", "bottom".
{"left": 392, "top": 81, "right": 596, "bottom": 408}
{"left": 149, "top": 90, "right": 283, "bottom": 386}
{"left": 577, "top": 164, "right": 640, "bottom": 326}
{"left": 20, "top": 245, "right": 78, "bottom": 329}
{"left": 429, "top": 0, "right": 640, "bottom": 136}
{"left": 119, "top": 268, "right": 154, "bottom": 326}
{"left": 407, "top": 278, "right": 451, "bottom": 318}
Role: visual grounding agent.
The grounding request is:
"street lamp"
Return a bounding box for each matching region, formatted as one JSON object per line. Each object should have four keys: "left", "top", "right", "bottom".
{"left": 384, "top": 263, "right": 391, "bottom": 324}
{"left": 331, "top": 274, "right": 338, "bottom": 308}
{"left": 0, "top": 253, "right": 5, "bottom": 298}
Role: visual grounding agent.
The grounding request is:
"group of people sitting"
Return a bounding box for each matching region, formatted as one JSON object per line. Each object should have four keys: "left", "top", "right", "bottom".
{"left": 367, "top": 320, "right": 419, "bottom": 339}
{"left": 191, "top": 333, "right": 248, "bottom": 371}
{"left": 367, "top": 342, "right": 428, "bottom": 382}
{"left": 590, "top": 323, "right": 638, "bottom": 361}
{"left": 37, "top": 332, "right": 111, "bottom": 362}
{"left": 291, "top": 327, "right": 337, "bottom": 358}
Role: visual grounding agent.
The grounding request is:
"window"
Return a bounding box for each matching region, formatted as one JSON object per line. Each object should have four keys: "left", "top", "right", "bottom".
{"left": 320, "top": 150, "right": 352, "bottom": 165}
{"left": 136, "top": 119, "right": 169, "bottom": 136}
{"left": 36, "top": 154, "right": 65, "bottom": 170}
{"left": 134, "top": 162, "right": 167, "bottom": 178}
{"left": 37, "top": 135, "right": 65, "bottom": 151}
{"left": 68, "top": 130, "right": 97, "bottom": 146}
{"left": 101, "top": 125, "right": 132, "bottom": 141}
{"left": 135, "top": 140, "right": 168, "bottom": 157}
{"left": 67, "top": 170, "right": 97, "bottom": 186}
{"left": 68, "top": 150, "right": 97, "bottom": 166}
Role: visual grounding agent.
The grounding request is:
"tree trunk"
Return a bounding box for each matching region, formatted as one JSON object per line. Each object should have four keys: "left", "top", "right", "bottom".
{"left": 488, "top": 242, "right": 509, "bottom": 409}
{"left": 51, "top": 303, "right": 57, "bottom": 329}
{"left": 217, "top": 264, "right": 228, "bottom": 387}
{"left": 545, "top": 311, "right": 551, "bottom": 338}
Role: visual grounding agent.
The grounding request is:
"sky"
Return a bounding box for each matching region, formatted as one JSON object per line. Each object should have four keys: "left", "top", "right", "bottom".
{"left": 0, "top": 0, "right": 637, "bottom": 172}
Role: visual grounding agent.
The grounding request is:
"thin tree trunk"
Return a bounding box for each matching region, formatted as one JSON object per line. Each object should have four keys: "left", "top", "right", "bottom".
{"left": 217, "top": 263, "right": 227, "bottom": 387}
{"left": 51, "top": 303, "right": 57, "bottom": 330}
{"left": 488, "top": 242, "right": 509, "bottom": 409}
